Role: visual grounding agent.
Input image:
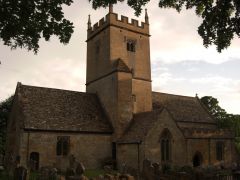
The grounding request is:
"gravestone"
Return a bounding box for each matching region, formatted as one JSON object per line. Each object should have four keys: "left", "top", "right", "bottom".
{"left": 39, "top": 166, "right": 59, "bottom": 180}
{"left": 14, "top": 166, "right": 27, "bottom": 180}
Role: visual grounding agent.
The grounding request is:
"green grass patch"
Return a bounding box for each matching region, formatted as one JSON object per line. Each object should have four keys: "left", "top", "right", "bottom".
{"left": 0, "top": 170, "right": 12, "bottom": 180}
{"left": 84, "top": 169, "right": 105, "bottom": 178}
{"left": 29, "top": 171, "right": 39, "bottom": 180}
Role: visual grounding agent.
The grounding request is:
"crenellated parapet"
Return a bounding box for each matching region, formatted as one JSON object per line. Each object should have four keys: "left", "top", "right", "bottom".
{"left": 182, "top": 128, "right": 234, "bottom": 139}
{"left": 87, "top": 12, "right": 150, "bottom": 41}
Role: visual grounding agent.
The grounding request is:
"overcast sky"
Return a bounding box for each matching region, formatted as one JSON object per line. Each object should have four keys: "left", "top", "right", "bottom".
{"left": 0, "top": 0, "right": 239, "bottom": 114}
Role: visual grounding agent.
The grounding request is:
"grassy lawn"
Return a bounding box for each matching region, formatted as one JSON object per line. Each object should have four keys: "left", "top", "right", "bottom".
{"left": 0, "top": 170, "right": 11, "bottom": 180}
{"left": 0, "top": 169, "right": 116, "bottom": 179}
{"left": 84, "top": 169, "right": 105, "bottom": 178}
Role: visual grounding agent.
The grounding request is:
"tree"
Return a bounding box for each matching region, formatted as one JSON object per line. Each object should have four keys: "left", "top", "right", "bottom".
{"left": 0, "top": 95, "right": 14, "bottom": 156}
{"left": 1, "top": 0, "right": 239, "bottom": 53}
{"left": 200, "top": 96, "right": 240, "bottom": 153}
{"left": 200, "top": 96, "right": 232, "bottom": 128}
{"left": 90, "top": 0, "right": 240, "bottom": 52}
{"left": 0, "top": 0, "right": 74, "bottom": 53}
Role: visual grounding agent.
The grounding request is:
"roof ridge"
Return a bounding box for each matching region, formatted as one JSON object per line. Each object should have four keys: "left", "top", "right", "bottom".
{"left": 152, "top": 91, "right": 195, "bottom": 99}
{"left": 19, "top": 83, "right": 95, "bottom": 95}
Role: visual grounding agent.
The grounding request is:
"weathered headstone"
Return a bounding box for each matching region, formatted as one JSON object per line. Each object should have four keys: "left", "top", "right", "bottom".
{"left": 142, "top": 159, "right": 155, "bottom": 180}
{"left": 14, "top": 166, "right": 27, "bottom": 180}
{"left": 66, "top": 156, "right": 87, "bottom": 180}
{"left": 39, "top": 166, "right": 59, "bottom": 180}
{"left": 104, "top": 174, "right": 115, "bottom": 180}
{"left": 119, "top": 174, "right": 134, "bottom": 180}
{"left": 76, "top": 162, "right": 85, "bottom": 176}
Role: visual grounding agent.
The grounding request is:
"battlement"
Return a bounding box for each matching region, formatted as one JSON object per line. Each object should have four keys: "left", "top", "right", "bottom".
{"left": 87, "top": 12, "right": 149, "bottom": 40}
{"left": 182, "top": 128, "right": 234, "bottom": 139}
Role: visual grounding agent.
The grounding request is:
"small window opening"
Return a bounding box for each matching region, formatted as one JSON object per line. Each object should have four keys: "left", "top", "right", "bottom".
{"left": 57, "top": 136, "right": 70, "bottom": 156}
{"left": 127, "top": 41, "right": 135, "bottom": 52}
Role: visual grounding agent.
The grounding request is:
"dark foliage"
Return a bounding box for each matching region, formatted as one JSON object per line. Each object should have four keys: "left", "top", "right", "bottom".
{"left": 90, "top": 0, "right": 240, "bottom": 52}
{"left": 200, "top": 96, "right": 240, "bottom": 153}
{"left": 0, "top": 95, "right": 13, "bottom": 155}
{"left": 0, "top": 0, "right": 74, "bottom": 53}
{"left": 200, "top": 96, "right": 231, "bottom": 128}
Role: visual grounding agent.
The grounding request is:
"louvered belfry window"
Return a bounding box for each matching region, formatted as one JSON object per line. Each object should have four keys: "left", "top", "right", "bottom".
{"left": 56, "top": 136, "right": 70, "bottom": 156}
{"left": 127, "top": 40, "right": 135, "bottom": 52}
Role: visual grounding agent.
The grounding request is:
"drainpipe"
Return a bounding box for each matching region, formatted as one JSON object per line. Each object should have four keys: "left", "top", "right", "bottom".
{"left": 208, "top": 138, "right": 211, "bottom": 164}
{"left": 137, "top": 141, "right": 143, "bottom": 180}
{"left": 26, "top": 132, "right": 30, "bottom": 167}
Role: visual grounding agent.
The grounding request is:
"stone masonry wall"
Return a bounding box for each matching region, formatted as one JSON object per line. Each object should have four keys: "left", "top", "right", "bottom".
{"left": 144, "top": 109, "right": 187, "bottom": 166}
{"left": 187, "top": 138, "right": 235, "bottom": 167}
{"left": 19, "top": 131, "right": 112, "bottom": 170}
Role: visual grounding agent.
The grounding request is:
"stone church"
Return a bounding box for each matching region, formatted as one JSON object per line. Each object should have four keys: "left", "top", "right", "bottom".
{"left": 6, "top": 6, "right": 236, "bottom": 172}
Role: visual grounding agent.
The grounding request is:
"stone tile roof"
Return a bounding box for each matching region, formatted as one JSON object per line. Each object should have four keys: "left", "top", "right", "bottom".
{"left": 17, "top": 84, "right": 113, "bottom": 133}
{"left": 112, "top": 58, "right": 131, "bottom": 73}
{"left": 120, "top": 109, "right": 164, "bottom": 142}
{"left": 121, "top": 109, "right": 233, "bottom": 142}
{"left": 120, "top": 92, "right": 228, "bottom": 142}
{"left": 152, "top": 92, "right": 216, "bottom": 124}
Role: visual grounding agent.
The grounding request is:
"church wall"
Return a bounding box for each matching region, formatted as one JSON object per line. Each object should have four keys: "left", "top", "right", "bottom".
{"left": 132, "top": 79, "right": 152, "bottom": 113}
{"left": 87, "top": 72, "right": 133, "bottom": 139}
{"left": 210, "top": 139, "right": 235, "bottom": 167}
{"left": 19, "top": 131, "right": 112, "bottom": 170}
{"left": 5, "top": 91, "right": 24, "bottom": 171}
{"left": 117, "top": 72, "right": 133, "bottom": 138}
{"left": 144, "top": 109, "right": 187, "bottom": 166}
{"left": 109, "top": 26, "right": 151, "bottom": 81}
{"left": 186, "top": 138, "right": 235, "bottom": 167}
{"left": 86, "top": 28, "right": 111, "bottom": 83}
{"left": 177, "top": 122, "right": 217, "bottom": 129}
{"left": 186, "top": 139, "right": 210, "bottom": 166}
{"left": 86, "top": 73, "right": 117, "bottom": 135}
{"left": 117, "top": 143, "right": 141, "bottom": 172}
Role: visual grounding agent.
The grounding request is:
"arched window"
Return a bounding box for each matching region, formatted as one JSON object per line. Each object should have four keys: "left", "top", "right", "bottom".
{"left": 30, "top": 152, "right": 39, "bottom": 170}
{"left": 160, "top": 129, "right": 172, "bottom": 162}
{"left": 193, "top": 151, "right": 203, "bottom": 167}
{"left": 56, "top": 136, "right": 70, "bottom": 156}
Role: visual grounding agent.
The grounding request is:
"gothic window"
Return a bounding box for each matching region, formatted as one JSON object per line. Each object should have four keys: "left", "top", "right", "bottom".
{"left": 216, "top": 141, "right": 224, "bottom": 161}
{"left": 56, "top": 136, "right": 70, "bottom": 156}
{"left": 127, "top": 40, "right": 135, "bottom": 52}
{"left": 160, "top": 129, "right": 172, "bottom": 162}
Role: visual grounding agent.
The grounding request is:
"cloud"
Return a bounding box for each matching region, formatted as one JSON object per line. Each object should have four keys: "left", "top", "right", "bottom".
{"left": 152, "top": 59, "right": 240, "bottom": 113}
{"left": 0, "top": 0, "right": 239, "bottom": 114}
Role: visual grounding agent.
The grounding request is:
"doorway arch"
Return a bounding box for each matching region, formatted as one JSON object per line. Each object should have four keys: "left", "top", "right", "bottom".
{"left": 30, "top": 152, "right": 39, "bottom": 170}
{"left": 192, "top": 151, "right": 203, "bottom": 167}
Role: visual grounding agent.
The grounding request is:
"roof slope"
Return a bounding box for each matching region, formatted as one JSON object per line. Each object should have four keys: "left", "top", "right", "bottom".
{"left": 121, "top": 92, "right": 223, "bottom": 142}
{"left": 17, "top": 84, "right": 112, "bottom": 133}
{"left": 120, "top": 109, "right": 163, "bottom": 142}
{"left": 112, "top": 58, "right": 131, "bottom": 73}
{"left": 152, "top": 92, "right": 216, "bottom": 124}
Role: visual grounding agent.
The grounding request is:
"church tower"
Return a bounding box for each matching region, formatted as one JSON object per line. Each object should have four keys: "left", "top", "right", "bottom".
{"left": 86, "top": 6, "right": 152, "bottom": 138}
